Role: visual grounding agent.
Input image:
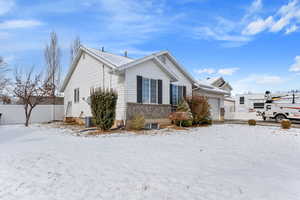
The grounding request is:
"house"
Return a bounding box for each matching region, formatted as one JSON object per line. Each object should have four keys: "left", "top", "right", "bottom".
{"left": 205, "top": 77, "right": 233, "bottom": 94}
{"left": 200, "top": 77, "right": 235, "bottom": 120}
{"left": 193, "top": 80, "right": 229, "bottom": 120}
{"left": 60, "top": 46, "right": 229, "bottom": 127}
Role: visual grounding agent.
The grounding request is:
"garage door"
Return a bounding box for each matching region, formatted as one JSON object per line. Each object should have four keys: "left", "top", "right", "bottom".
{"left": 208, "top": 98, "right": 220, "bottom": 120}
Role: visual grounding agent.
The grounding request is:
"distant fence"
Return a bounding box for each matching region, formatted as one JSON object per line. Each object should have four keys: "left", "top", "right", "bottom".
{"left": 0, "top": 105, "right": 64, "bottom": 125}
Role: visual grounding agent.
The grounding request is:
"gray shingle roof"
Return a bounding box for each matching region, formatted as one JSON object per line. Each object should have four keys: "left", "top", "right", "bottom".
{"left": 86, "top": 47, "right": 135, "bottom": 67}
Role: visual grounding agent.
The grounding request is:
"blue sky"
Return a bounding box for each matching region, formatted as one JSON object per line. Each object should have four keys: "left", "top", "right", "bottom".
{"left": 0, "top": 0, "right": 300, "bottom": 94}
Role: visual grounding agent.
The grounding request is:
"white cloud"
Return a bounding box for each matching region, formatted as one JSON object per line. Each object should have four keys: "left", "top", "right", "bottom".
{"left": 271, "top": 0, "right": 299, "bottom": 32}
{"left": 289, "top": 56, "right": 300, "bottom": 72}
{"left": 0, "top": 20, "right": 43, "bottom": 29}
{"left": 195, "top": 68, "right": 216, "bottom": 74}
{"left": 195, "top": 0, "right": 300, "bottom": 46}
{"left": 255, "top": 75, "right": 283, "bottom": 84}
{"left": 195, "top": 67, "right": 239, "bottom": 76}
{"left": 285, "top": 24, "right": 299, "bottom": 34}
{"left": 192, "top": 0, "right": 263, "bottom": 46}
{"left": 248, "top": 0, "right": 263, "bottom": 15}
{"left": 194, "top": 26, "right": 251, "bottom": 42}
{"left": 242, "top": 16, "right": 274, "bottom": 35}
{"left": 217, "top": 67, "right": 240, "bottom": 75}
{"left": 232, "top": 74, "right": 285, "bottom": 94}
{"left": 0, "top": 0, "right": 14, "bottom": 15}
{"left": 243, "top": 0, "right": 300, "bottom": 35}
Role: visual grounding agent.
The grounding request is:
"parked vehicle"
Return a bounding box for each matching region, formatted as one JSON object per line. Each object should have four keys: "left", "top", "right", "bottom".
{"left": 260, "top": 91, "right": 300, "bottom": 122}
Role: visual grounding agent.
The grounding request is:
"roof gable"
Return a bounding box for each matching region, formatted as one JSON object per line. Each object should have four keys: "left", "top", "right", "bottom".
{"left": 118, "top": 54, "right": 178, "bottom": 81}
{"left": 154, "top": 51, "right": 197, "bottom": 84}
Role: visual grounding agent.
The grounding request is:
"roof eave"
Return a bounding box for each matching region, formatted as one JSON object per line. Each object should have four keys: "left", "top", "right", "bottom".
{"left": 60, "top": 49, "right": 83, "bottom": 92}
{"left": 60, "top": 46, "right": 119, "bottom": 92}
{"left": 155, "top": 51, "right": 197, "bottom": 84}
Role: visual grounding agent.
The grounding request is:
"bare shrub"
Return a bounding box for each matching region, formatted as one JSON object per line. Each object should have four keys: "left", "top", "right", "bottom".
{"left": 186, "top": 96, "right": 211, "bottom": 125}
{"left": 13, "top": 68, "right": 54, "bottom": 127}
{"left": 129, "top": 114, "right": 145, "bottom": 130}
{"left": 248, "top": 119, "right": 256, "bottom": 126}
{"left": 281, "top": 119, "right": 291, "bottom": 129}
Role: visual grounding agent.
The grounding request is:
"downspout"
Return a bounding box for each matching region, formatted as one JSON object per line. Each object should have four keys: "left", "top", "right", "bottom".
{"left": 124, "top": 69, "right": 127, "bottom": 127}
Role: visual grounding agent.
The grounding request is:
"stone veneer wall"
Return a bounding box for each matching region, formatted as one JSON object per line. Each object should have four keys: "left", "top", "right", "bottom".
{"left": 126, "top": 103, "right": 172, "bottom": 120}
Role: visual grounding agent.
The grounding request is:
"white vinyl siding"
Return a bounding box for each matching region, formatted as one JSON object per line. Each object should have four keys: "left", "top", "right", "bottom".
{"left": 125, "top": 59, "right": 170, "bottom": 105}
{"left": 163, "top": 56, "right": 192, "bottom": 97}
{"left": 64, "top": 53, "right": 126, "bottom": 120}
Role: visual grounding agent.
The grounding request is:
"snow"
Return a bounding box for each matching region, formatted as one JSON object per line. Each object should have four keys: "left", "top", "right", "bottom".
{"left": 86, "top": 47, "right": 134, "bottom": 67}
{"left": 196, "top": 80, "right": 229, "bottom": 95}
{"left": 1, "top": 124, "right": 300, "bottom": 200}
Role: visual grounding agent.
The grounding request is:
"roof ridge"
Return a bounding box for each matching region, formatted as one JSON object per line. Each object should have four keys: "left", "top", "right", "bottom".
{"left": 87, "top": 47, "right": 135, "bottom": 60}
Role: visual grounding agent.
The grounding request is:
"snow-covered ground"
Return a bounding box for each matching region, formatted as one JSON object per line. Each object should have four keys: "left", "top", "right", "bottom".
{"left": 1, "top": 124, "right": 300, "bottom": 200}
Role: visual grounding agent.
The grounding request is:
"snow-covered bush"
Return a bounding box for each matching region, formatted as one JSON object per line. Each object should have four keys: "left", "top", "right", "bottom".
{"left": 248, "top": 119, "right": 256, "bottom": 126}
{"left": 281, "top": 119, "right": 291, "bottom": 129}
{"left": 90, "top": 88, "right": 118, "bottom": 131}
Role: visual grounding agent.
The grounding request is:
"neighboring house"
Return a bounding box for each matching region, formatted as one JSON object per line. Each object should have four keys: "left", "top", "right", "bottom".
{"left": 205, "top": 77, "right": 233, "bottom": 94}
{"left": 61, "top": 46, "right": 197, "bottom": 127}
{"left": 193, "top": 81, "right": 229, "bottom": 120}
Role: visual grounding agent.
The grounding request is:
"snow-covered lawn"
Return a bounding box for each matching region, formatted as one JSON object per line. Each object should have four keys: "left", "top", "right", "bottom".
{"left": 1, "top": 124, "right": 300, "bottom": 200}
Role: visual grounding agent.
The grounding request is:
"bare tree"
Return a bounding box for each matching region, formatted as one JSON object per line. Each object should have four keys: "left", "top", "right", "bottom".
{"left": 0, "top": 57, "right": 10, "bottom": 96}
{"left": 70, "top": 36, "right": 81, "bottom": 64}
{"left": 13, "top": 68, "right": 53, "bottom": 127}
{"left": 44, "top": 31, "right": 61, "bottom": 96}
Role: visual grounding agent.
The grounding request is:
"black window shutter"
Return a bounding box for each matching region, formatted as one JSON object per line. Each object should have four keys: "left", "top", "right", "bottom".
{"left": 77, "top": 89, "right": 80, "bottom": 102}
{"left": 183, "top": 86, "right": 186, "bottom": 100}
{"left": 158, "top": 80, "right": 162, "bottom": 104}
{"left": 137, "top": 76, "right": 143, "bottom": 103}
{"left": 170, "top": 84, "right": 173, "bottom": 105}
{"left": 178, "top": 86, "right": 183, "bottom": 103}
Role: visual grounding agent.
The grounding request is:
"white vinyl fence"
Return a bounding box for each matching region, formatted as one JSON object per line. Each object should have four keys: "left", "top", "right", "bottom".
{"left": 0, "top": 105, "right": 64, "bottom": 125}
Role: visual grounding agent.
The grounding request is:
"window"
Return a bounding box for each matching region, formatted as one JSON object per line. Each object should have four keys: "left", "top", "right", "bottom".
{"left": 74, "top": 88, "right": 80, "bottom": 103}
{"left": 142, "top": 78, "right": 158, "bottom": 104}
{"left": 137, "top": 76, "right": 162, "bottom": 104}
{"left": 145, "top": 123, "right": 159, "bottom": 129}
{"left": 150, "top": 79, "right": 157, "bottom": 103}
{"left": 239, "top": 96, "right": 245, "bottom": 105}
{"left": 172, "top": 84, "right": 178, "bottom": 105}
{"left": 170, "top": 84, "right": 185, "bottom": 105}
{"left": 253, "top": 103, "right": 264, "bottom": 109}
